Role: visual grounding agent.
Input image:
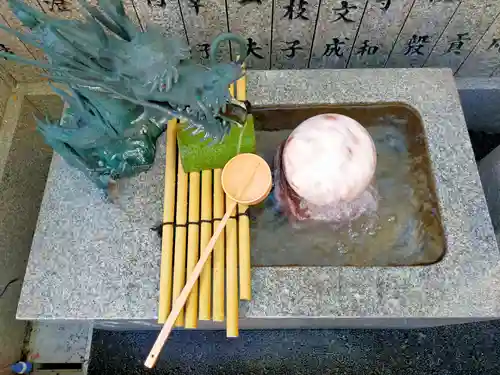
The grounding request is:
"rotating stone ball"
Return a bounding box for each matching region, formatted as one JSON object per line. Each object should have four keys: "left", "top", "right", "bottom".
{"left": 275, "top": 113, "right": 378, "bottom": 223}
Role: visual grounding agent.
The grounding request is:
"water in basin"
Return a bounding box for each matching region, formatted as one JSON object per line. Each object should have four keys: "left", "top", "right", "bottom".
{"left": 250, "top": 104, "right": 445, "bottom": 267}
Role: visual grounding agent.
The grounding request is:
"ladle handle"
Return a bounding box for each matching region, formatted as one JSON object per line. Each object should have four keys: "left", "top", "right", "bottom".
{"left": 145, "top": 200, "right": 238, "bottom": 368}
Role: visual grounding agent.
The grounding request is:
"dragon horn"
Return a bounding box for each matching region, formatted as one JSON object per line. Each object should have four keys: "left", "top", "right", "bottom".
{"left": 209, "top": 33, "right": 248, "bottom": 66}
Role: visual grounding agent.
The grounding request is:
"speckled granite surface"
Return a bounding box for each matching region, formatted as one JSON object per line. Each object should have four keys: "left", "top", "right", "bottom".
{"left": 17, "top": 68, "right": 500, "bottom": 321}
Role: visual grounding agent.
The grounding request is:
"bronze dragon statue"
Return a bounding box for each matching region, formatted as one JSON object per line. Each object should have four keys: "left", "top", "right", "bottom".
{"left": 1, "top": 0, "right": 248, "bottom": 188}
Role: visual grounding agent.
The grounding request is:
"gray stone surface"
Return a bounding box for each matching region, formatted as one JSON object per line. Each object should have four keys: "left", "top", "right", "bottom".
{"left": 0, "top": 71, "right": 12, "bottom": 122}
{"left": 26, "top": 94, "right": 64, "bottom": 123}
{"left": 35, "top": 0, "right": 141, "bottom": 27}
{"left": 227, "top": 0, "right": 272, "bottom": 68}
{"left": 309, "top": 0, "right": 367, "bottom": 69}
{"left": 27, "top": 322, "right": 92, "bottom": 365}
{"left": 271, "top": 0, "right": 320, "bottom": 69}
{"left": 385, "top": 0, "right": 460, "bottom": 68}
{"left": 347, "top": 0, "right": 413, "bottom": 68}
{"left": 0, "top": 1, "right": 46, "bottom": 61}
{"left": 37, "top": 0, "right": 85, "bottom": 20}
{"left": 17, "top": 69, "right": 500, "bottom": 324}
{"left": 0, "top": 15, "right": 44, "bottom": 83}
{"left": 479, "top": 145, "right": 500, "bottom": 232}
{"left": 17, "top": 139, "right": 164, "bottom": 320}
{"left": 423, "top": 0, "right": 500, "bottom": 73}
{"left": 455, "top": 77, "right": 500, "bottom": 132}
{"left": 457, "top": 15, "right": 500, "bottom": 77}
{"left": 0, "top": 96, "right": 55, "bottom": 369}
{"left": 134, "top": 0, "right": 187, "bottom": 41}
{"left": 179, "top": 0, "right": 230, "bottom": 64}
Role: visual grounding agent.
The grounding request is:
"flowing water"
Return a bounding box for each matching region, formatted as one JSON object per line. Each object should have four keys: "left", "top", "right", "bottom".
{"left": 250, "top": 105, "right": 445, "bottom": 267}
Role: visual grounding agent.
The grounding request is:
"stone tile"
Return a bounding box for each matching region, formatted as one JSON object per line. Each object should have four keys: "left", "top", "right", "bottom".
{"left": 37, "top": 0, "right": 85, "bottom": 20}
{"left": 0, "top": 65, "right": 16, "bottom": 87}
{"left": 0, "top": 74, "right": 12, "bottom": 121}
{"left": 271, "top": 0, "right": 320, "bottom": 69}
{"left": 385, "top": 0, "right": 460, "bottom": 68}
{"left": 0, "top": 19, "right": 44, "bottom": 83}
{"left": 492, "top": 66, "right": 500, "bottom": 76}
{"left": 26, "top": 94, "right": 64, "bottom": 123}
{"left": 309, "top": 0, "right": 367, "bottom": 69}
{"left": 455, "top": 15, "right": 500, "bottom": 77}
{"left": 179, "top": 0, "right": 230, "bottom": 65}
{"left": 0, "top": 279, "right": 25, "bottom": 371}
{"left": 479, "top": 144, "right": 500, "bottom": 231}
{"left": 117, "top": 0, "right": 143, "bottom": 28}
{"left": 227, "top": 0, "right": 272, "bottom": 69}
{"left": 37, "top": 0, "right": 142, "bottom": 28}
{"left": 0, "top": 98, "right": 51, "bottom": 368}
{"left": 133, "top": 0, "right": 187, "bottom": 41}
{"left": 0, "top": 2, "right": 46, "bottom": 61}
{"left": 423, "top": 0, "right": 500, "bottom": 73}
{"left": 347, "top": 0, "right": 414, "bottom": 68}
{"left": 27, "top": 322, "right": 92, "bottom": 364}
{"left": 90, "top": 0, "right": 143, "bottom": 28}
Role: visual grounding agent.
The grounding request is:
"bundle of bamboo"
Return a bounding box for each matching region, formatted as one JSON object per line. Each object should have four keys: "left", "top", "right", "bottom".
{"left": 157, "top": 74, "right": 252, "bottom": 337}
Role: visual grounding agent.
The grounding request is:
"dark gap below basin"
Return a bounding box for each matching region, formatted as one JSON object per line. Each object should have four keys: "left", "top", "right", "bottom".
{"left": 468, "top": 130, "right": 500, "bottom": 161}
{"left": 248, "top": 104, "right": 445, "bottom": 267}
{"left": 89, "top": 322, "right": 500, "bottom": 375}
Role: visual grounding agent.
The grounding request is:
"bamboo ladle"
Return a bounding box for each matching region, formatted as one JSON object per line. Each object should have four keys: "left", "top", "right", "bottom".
{"left": 145, "top": 153, "right": 272, "bottom": 368}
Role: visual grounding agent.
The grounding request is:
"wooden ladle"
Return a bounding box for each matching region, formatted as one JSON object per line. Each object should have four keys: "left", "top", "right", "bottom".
{"left": 145, "top": 153, "right": 272, "bottom": 368}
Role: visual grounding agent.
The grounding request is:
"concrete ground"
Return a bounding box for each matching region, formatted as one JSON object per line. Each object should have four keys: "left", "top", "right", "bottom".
{"left": 89, "top": 321, "right": 500, "bottom": 374}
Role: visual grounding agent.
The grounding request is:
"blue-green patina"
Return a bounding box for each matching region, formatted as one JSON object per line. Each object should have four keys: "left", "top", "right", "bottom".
{"left": 1, "top": 0, "right": 248, "bottom": 188}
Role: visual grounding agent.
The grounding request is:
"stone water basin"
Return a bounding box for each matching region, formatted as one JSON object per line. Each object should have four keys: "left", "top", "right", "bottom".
{"left": 250, "top": 104, "right": 445, "bottom": 267}
{"left": 17, "top": 69, "right": 500, "bottom": 325}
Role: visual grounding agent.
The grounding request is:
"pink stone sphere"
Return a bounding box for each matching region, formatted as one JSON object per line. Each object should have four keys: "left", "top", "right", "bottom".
{"left": 283, "top": 114, "right": 377, "bottom": 206}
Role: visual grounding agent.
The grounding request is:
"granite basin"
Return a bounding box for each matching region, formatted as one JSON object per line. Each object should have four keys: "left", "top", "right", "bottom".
{"left": 250, "top": 104, "right": 445, "bottom": 267}
{"left": 17, "top": 69, "right": 500, "bottom": 323}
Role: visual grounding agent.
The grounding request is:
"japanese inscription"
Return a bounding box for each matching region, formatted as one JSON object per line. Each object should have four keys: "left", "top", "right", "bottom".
{"left": 356, "top": 40, "right": 378, "bottom": 56}
{"left": 188, "top": 0, "right": 203, "bottom": 14}
{"left": 147, "top": 0, "right": 167, "bottom": 7}
{"left": 247, "top": 38, "right": 264, "bottom": 59}
{"left": 239, "top": 0, "right": 262, "bottom": 4}
{"left": 0, "top": 44, "right": 13, "bottom": 60}
{"left": 282, "top": 40, "right": 303, "bottom": 58}
{"left": 322, "top": 37, "right": 349, "bottom": 57}
{"left": 404, "top": 34, "right": 430, "bottom": 56}
{"left": 375, "top": 0, "right": 390, "bottom": 11}
{"left": 283, "top": 0, "right": 309, "bottom": 20}
{"left": 197, "top": 43, "right": 210, "bottom": 59}
{"left": 446, "top": 32, "right": 470, "bottom": 55}
{"left": 43, "top": 0, "right": 70, "bottom": 12}
{"left": 333, "top": 1, "right": 357, "bottom": 23}
{"left": 488, "top": 38, "right": 500, "bottom": 53}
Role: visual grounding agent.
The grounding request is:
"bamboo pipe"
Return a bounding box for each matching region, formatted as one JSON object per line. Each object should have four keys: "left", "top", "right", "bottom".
{"left": 184, "top": 171, "right": 201, "bottom": 328}
{"left": 146, "top": 154, "right": 271, "bottom": 368}
{"left": 158, "top": 120, "right": 178, "bottom": 324}
{"left": 198, "top": 170, "right": 213, "bottom": 320}
{"left": 236, "top": 73, "right": 252, "bottom": 300}
{"left": 225, "top": 81, "right": 239, "bottom": 334}
{"left": 172, "top": 153, "right": 189, "bottom": 327}
{"left": 212, "top": 168, "right": 225, "bottom": 321}
{"left": 147, "top": 199, "right": 238, "bottom": 368}
{"left": 236, "top": 68, "right": 246, "bottom": 102}
{"left": 238, "top": 204, "right": 251, "bottom": 300}
{"left": 226, "top": 194, "right": 239, "bottom": 337}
